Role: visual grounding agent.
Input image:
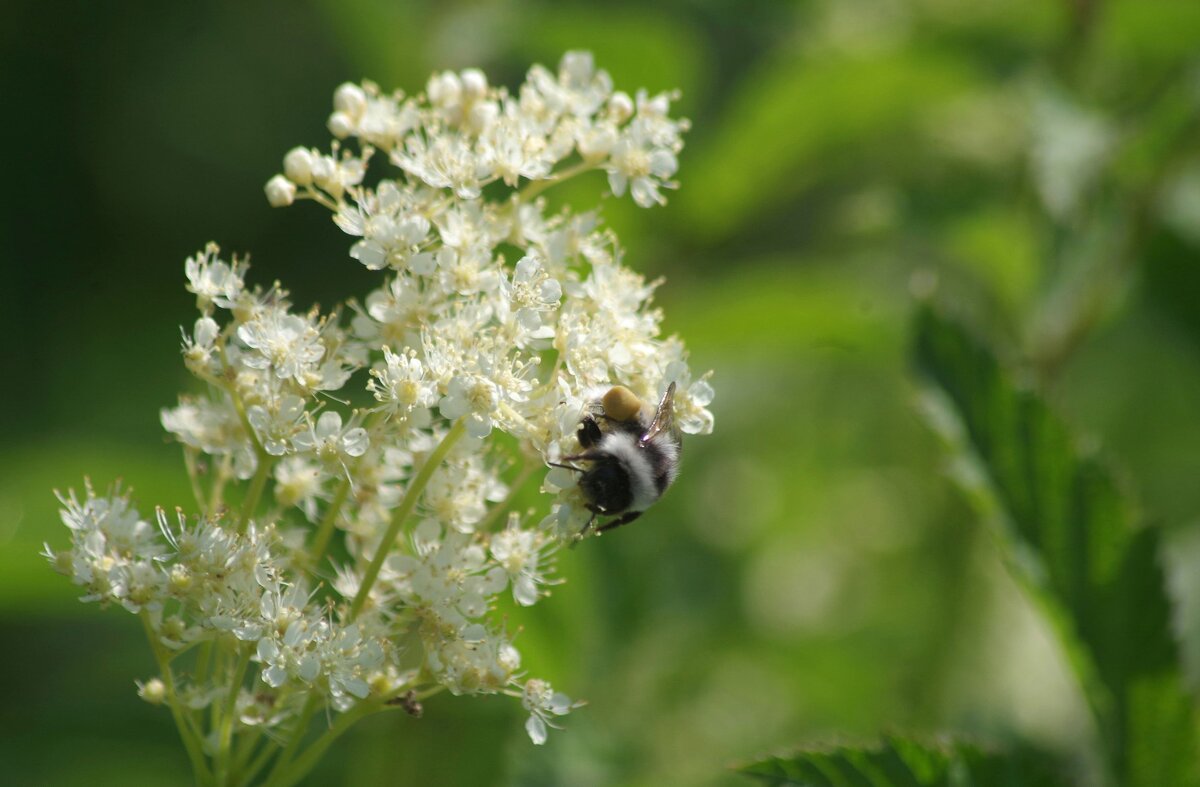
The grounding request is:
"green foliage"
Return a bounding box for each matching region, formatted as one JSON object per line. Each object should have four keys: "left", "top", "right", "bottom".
{"left": 739, "top": 735, "right": 1062, "bottom": 787}
{"left": 678, "top": 51, "right": 973, "bottom": 243}
{"left": 912, "top": 304, "right": 1199, "bottom": 787}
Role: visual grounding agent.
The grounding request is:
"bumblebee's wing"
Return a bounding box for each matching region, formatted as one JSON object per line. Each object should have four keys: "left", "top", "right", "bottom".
{"left": 639, "top": 382, "right": 676, "bottom": 446}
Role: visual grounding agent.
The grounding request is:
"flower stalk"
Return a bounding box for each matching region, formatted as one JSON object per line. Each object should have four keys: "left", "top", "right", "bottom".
{"left": 350, "top": 418, "right": 466, "bottom": 619}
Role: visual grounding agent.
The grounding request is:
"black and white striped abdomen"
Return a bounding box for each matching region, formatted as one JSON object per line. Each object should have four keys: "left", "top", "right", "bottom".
{"left": 597, "top": 430, "right": 680, "bottom": 512}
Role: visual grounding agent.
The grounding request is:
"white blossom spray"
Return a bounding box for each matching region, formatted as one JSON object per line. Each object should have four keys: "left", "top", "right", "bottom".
{"left": 45, "top": 52, "right": 713, "bottom": 786}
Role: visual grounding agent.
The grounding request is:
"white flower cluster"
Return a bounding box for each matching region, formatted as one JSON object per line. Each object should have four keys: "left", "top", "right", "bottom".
{"left": 47, "top": 52, "right": 711, "bottom": 766}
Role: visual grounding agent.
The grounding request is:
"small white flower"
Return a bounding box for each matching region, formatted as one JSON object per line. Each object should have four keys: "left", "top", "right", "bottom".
{"left": 351, "top": 213, "right": 433, "bottom": 272}
{"left": 273, "top": 456, "right": 327, "bottom": 521}
{"left": 314, "top": 150, "right": 367, "bottom": 201}
{"left": 292, "top": 411, "right": 369, "bottom": 465}
{"left": 252, "top": 581, "right": 323, "bottom": 688}
{"left": 607, "top": 120, "right": 679, "bottom": 207}
{"left": 319, "top": 622, "right": 385, "bottom": 710}
{"left": 393, "top": 133, "right": 492, "bottom": 199}
{"left": 422, "top": 451, "right": 507, "bottom": 534}
{"left": 490, "top": 517, "right": 557, "bottom": 606}
{"left": 185, "top": 243, "right": 246, "bottom": 311}
{"left": 436, "top": 245, "right": 500, "bottom": 296}
{"left": 369, "top": 346, "right": 437, "bottom": 418}
{"left": 521, "top": 678, "right": 575, "bottom": 745}
{"left": 661, "top": 353, "right": 715, "bottom": 435}
{"left": 237, "top": 309, "right": 326, "bottom": 384}
{"left": 503, "top": 255, "right": 562, "bottom": 334}
{"left": 480, "top": 112, "right": 557, "bottom": 187}
{"left": 52, "top": 484, "right": 167, "bottom": 609}
{"left": 440, "top": 373, "right": 500, "bottom": 438}
{"left": 161, "top": 396, "right": 244, "bottom": 457}
{"left": 247, "top": 395, "right": 307, "bottom": 456}
{"left": 525, "top": 51, "right": 613, "bottom": 120}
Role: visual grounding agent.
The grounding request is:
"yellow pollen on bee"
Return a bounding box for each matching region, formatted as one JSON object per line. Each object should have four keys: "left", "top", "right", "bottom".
{"left": 602, "top": 385, "right": 642, "bottom": 421}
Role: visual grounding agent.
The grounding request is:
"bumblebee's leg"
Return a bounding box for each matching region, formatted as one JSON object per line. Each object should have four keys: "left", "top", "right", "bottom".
{"left": 561, "top": 450, "right": 605, "bottom": 463}
{"left": 596, "top": 510, "right": 642, "bottom": 533}
{"left": 578, "top": 509, "right": 599, "bottom": 537}
{"left": 577, "top": 417, "right": 603, "bottom": 448}
{"left": 548, "top": 461, "right": 583, "bottom": 473}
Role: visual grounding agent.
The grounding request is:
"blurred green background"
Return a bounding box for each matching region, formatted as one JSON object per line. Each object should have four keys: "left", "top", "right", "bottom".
{"left": 3, "top": 0, "right": 1200, "bottom": 784}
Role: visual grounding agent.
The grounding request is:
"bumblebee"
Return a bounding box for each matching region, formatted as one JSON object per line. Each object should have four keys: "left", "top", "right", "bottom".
{"left": 557, "top": 383, "right": 681, "bottom": 534}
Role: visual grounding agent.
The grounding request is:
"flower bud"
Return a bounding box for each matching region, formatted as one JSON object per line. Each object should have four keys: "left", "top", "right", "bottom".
{"left": 427, "top": 71, "right": 462, "bottom": 109}
{"left": 162, "top": 615, "right": 189, "bottom": 643}
{"left": 608, "top": 91, "right": 634, "bottom": 123}
{"left": 265, "top": 175, "right": 296, "bottom": 207}
{"left": 193, "top": 316, "right": 219, "bottom": 347}
{"left": 333, "top": 82, "right": 367, "bottom": 116}
{"left": 283, "top": 147, "right": 315, "bottom": 185}
{"left": 327, "top": 111, "right": 355, "bottom": 139}
{"left": 137, "top": 678, "right": 166, "bottom": 705}
{"left": 578, "top": 126, "right": 617, "bottom": 161}
{"left": 460, "top": 68, "right": 488, "bottom": 101}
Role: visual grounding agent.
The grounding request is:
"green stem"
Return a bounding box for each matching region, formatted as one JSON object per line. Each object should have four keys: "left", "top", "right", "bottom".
{"left": 271, "top": 700, "right": 382, "bottom": 787}
{"left": 309, "top": 476, "right": 351, "bottom": 566}
{"left": 195, "top": 639, "right": 215, "bottom": 688}
{"left": 517, "top": 161, "right": 597, "bottom": 203}
{"left": 214, "top": 644, "right": 252, "bottom": 785}
{"left": 209, "top": 454, "right": 233, "bottom": 515}
{"left": 143, "top": 613, "right": 212, "bottom": 785}
{"left": 349, "top": 420, "right": 466, "bottom": 619}
{"left": 262, "top": 693, "right": 321, "bottom": 787}
{"left": 230, "top": 725, "right": 265, "bottom": 781}
{"left": 300, "top": 186, "right": 340, "bottom": 212}
{"left": 225, "top": 374, "right": 267, "bottom": 460}
{"left": 238, "top": 456, "right": 273, "bottom": 533}
{"left": 183, "top": 447, "right": 208, "bottom": 516}
{"left": 235, "top": 737, "right": 279, "bottom": 787}
{"left": 310, "top": 410, "right": 387, "bottom": 565}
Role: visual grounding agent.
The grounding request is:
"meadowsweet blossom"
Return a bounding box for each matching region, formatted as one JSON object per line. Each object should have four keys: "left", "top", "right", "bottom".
{"left": 48, "top": 52, "right": 712, "bottom": 774}
{"left": 521, "top": 678, "right": 578, "bottom": 745}
{"left": 185, "top": 242, "right": 246, "bottom": 311}
{"left": 291, "top": 411, "right": 370, "bottom": 465}
{"left": 491, "top": 514, "right": 558, "bottom": 606}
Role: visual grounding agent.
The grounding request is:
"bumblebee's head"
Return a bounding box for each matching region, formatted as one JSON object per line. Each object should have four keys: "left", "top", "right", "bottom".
{"left": 579, "top": 456, "right": 633, "bottom": 514}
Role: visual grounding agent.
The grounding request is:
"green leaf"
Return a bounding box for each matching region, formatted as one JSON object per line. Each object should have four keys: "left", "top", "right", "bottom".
{"left": 911, "top": 304, "right": 1199, "bottom": 786}
{"left": 738, "top": 735, "right": 1064, "bottom": 787}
